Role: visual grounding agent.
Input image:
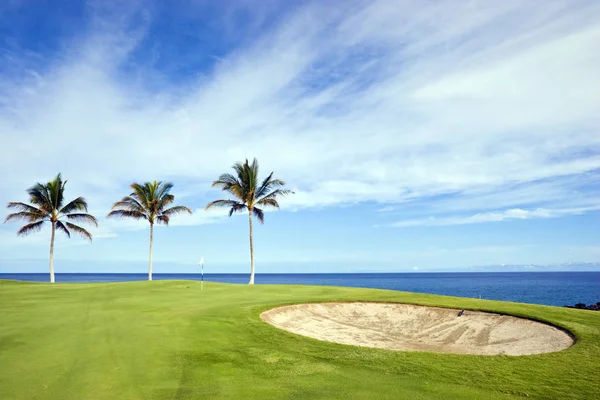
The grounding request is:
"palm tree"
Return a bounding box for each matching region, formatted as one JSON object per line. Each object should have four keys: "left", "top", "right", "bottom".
{"left": 206, "top": 158, "right": 292, "bottom": 284}
{"left": 107, "top": 181, "right": 192, "bottom": 281}
{"left": 4, "top": 173, "right": 98, "bottom": 283}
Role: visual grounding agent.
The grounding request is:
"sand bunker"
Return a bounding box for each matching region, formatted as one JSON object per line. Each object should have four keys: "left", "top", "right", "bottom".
{"left": 261, "top": 302, "right": 573, "bottom": 356}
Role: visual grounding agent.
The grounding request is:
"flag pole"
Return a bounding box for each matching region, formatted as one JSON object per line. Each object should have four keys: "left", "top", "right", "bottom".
{"left": 199, "top": 257, "right": 204, "bottom": 291}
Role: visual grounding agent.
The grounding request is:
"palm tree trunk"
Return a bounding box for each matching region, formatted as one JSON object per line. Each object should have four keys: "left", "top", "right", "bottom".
{"left": 248, "top": 210, "right": 255, "bottom": 285}
{"left": 148, "top": 223, "right": 154, "bottom": 281}
{"left": 49, "top": 222, "right": 56, "bottom": 284}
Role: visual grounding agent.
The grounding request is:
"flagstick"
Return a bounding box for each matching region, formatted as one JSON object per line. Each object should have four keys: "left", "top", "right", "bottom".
{"left": 199, "top": 257, "right": 205, "bottom": 291}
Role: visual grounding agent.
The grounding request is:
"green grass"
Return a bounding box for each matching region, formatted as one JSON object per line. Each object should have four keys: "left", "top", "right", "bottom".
{"left": 1, "top": 279, "right": 599, "bottom": 399}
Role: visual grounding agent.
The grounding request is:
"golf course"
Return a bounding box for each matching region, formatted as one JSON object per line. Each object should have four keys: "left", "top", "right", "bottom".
{"left": 0, "top": 281, "right": 600, "bottom": 400}
{"left": 1, "top": 279, "right": 599, "bottom": 399}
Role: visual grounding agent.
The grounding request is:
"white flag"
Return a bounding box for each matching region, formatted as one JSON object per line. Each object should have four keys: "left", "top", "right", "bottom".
{"left": 199, "top": 257, "right": 204, "bottom": 266}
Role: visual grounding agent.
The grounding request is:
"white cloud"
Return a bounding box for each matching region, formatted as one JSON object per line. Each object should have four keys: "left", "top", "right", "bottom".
{"left": 0, "top": 0, "right": 599, "bottom": 235}
{"left": 392, "top": 206, "right": 600, "bottom": 227}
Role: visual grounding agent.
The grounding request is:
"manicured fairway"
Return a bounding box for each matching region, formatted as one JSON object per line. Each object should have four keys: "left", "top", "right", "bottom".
{"left": 1, "top": 279, "right": 599, "bottom": 399}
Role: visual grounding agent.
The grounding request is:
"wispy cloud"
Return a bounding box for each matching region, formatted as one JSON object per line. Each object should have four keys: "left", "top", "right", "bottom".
{"left": 0, "top": 0, "right": 599, "bottom": 233}
{"left": 392, "top": 206, "right": 600, "bottom": 227}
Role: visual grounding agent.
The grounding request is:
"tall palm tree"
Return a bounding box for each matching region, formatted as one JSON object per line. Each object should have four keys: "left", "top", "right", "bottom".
{"left": 107, "top": 181, "right": 192, "bottom": 281}
{"left": 4, "top": 173, "right": 98, "bottom": 283}
{"left": 206, "top": 158, "right": 292, "bottom": 284}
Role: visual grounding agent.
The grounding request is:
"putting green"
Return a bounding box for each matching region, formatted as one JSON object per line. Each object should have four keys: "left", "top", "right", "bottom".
{"left": 0, "top": 279, "right": 599, "bottom": 399}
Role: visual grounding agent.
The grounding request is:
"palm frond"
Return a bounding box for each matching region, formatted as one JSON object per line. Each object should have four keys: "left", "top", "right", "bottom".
{"left": 59, "top": 197, "right": 88, "bottom": 214}
{"left": 47, "top": 173, "right": 65, "bottom": 211}
{"left": 145, "top": 181, "right": 160, "bottom": 208}
{"left": 111, "top": 181, "right": 189, "bottom": 225}
{"left": 207, "top": 158, "right": 292, "bottom": 221}
{"left": 7, "top": 174, "right": 97, "bottom": 240}
{"left": 114, "top": 198, "right": 144, "bottom": 209}
{"left": 248, "top": 158, "right": 260, "bottom": 196}
{"left": 55, "top": 221, "right": 70, "bottom": 238}
{"left": 257, "top": 188, "right": 293, "bottom": 202}
{"left": 232, "top": 160, "right": 254, "bottom": 198}
{"left": 232, "top": 161, "right": 246, "bottom": 181}
{"left": 65, "top": 222, "right": 93, "bottom": 241}
{"left": 6, "top": 202, "right": 45, "bottom": 214}
{"left": 212, "top": 174, "right": 245, "bottom": 201}
{"left": 157, "top": 194, "right": 175, "bottom": 211}
{"left": 27, "top": 183, "right": 52, "bottom": 212}
{"left": 4, "top": 211, "right": 47, "bottom": 223}
{"left": 229, "top": 203, "right": 247, "bottom": 217}
{"left": 205, "top": 199, "right": 243, "bottom": 210}
{"left": 162, "top": 205, "right": 192, "bottom": 216}
{"left": 211, "top": 173, "right": 239, "bottom": 187}
{"left": 256, "top": 178, "right": 286, "bottom": 199}
{"left": 256, "top": 198, "right": 280, "bottom": 209}
{"left": 252, "top": 207, "right": 264, "bottom": 224}
{"left": 110, "top": 196, "right": 147, "bottom": 219}
{"left": 130, "top": 183, "right": 151, "bottom": 209}
{"left": 226, "top": 183, "right": 245, "bottom": 201}
{"left": 112, "top": 197, "right": 146, "bottom": 213}
{"left": 64, "top": 213, "right": 98, "bottom": 227}
{"left": 16, "top": 221, "right": 45, "bottom": 236}
{"left": 255, "top": 172, "right": 273, "bottom": 197}
{"left": 156, "top": 182, "right": 173, "bottom": 201}
{"left": 107, "top": 209, "right": 147, "bottom": 220}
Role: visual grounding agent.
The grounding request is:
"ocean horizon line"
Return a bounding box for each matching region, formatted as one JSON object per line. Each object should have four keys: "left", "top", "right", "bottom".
{"left": 2, "top": 271, "right": 600, "bottom": 275}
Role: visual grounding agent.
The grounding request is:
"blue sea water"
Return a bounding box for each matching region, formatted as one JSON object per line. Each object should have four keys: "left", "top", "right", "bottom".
{"left": 1, "top": 272, "right": 598, "bottom": 307}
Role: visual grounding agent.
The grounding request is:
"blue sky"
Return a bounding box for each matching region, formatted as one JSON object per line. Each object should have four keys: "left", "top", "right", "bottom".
{"left": 0, "top": 0, "right": 599, "bottom": 273}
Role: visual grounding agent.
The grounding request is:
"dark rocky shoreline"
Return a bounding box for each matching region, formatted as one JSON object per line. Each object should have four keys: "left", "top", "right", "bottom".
{"left": 564, "top": 302, "right": 600, "bottom": 311}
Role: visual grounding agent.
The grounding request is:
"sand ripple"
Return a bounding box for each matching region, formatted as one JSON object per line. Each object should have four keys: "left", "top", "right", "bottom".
{"left": 260, "top": 302, "right": 573, "bottom": 355}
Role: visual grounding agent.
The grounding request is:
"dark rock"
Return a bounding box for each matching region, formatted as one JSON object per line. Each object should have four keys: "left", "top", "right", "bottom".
{"left": 563, "top": 302, "right": 600, "bottom": 311}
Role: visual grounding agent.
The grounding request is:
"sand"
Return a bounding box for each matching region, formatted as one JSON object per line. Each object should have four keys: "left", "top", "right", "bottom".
{"left": 260, "top": 302, "right": 574, "bottom": 356}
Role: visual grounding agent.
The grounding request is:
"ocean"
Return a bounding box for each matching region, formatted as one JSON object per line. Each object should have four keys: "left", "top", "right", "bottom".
{"left": 1, "top": 272, "right": 598, "bottom": 307}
